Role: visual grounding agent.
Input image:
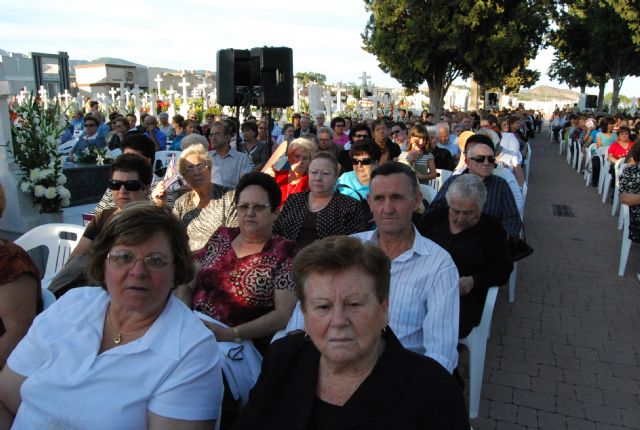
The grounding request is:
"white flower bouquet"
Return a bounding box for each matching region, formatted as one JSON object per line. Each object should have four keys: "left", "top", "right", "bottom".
{"left": 8, "top": 93, "right": 72, "bottom": 213}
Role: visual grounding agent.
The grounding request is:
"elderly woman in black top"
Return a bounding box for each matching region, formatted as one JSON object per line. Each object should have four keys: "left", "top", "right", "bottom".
{"left": 274, "top": 152, "right": 367, "bottom": 248}
{"left": 418, "top": 174, "right": 512, "bottom": 338}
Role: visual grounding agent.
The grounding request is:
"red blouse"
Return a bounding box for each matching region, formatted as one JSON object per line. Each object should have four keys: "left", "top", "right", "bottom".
{"left": 608, "top": 141, "right": 633, "bottom": 161}
{"left": 192, "top": 227, "right": 297, "bottom": 328}
{"left": 274, "top": 169, "right": 309, "bottom": 208}
{"left": 0, "top": 241, "right": 42, "bottom": 336}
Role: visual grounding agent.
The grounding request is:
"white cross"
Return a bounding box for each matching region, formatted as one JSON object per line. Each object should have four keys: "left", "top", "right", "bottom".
{"left": 61, "top": 89, "right": 71, "bottom": 104}
{"left": 359, "top": 72, "right": 371, "bottom": 90}
{"left": 190, "top": 87, "right": 200, "bottom": 99}
{"left": 109, "top": 87, "right": 118, "bottom": 100}
{"left": 38, "top": 85, "right": 48, "bottom": 100}
{"left": 178, "top": 76, "right": 190, "bottom": 101}
{"left": 97, "top": 93, "right": 106, "bottom": 102}
{"left": 131, "top": 85, "right": 141, "bottom": 98}
{"left": 167, "top": 85, "right": 176, "bottom": 100}
{"left": 154, "top": 74, "right": 163, "bottom": 92}
{"left": 124, "top": 89, "right": 131, "bottom": 105}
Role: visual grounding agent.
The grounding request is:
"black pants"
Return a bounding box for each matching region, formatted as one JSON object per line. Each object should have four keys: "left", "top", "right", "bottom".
{"left": 591, "top": 156, "right": 600, "bottom": 187}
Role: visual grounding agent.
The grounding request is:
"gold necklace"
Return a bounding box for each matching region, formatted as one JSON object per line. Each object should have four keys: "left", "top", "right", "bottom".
{"left": 106, "top": 304, "right": 156, "bottom": 345}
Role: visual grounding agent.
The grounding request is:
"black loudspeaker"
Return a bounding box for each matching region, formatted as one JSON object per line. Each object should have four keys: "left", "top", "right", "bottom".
{"left": 586, "top": 95, "right": 598, "bottom": 109}
{"left": 217, "top": 49, "right": 251, "bottom": 106}
{"left": 250, "top": 47, "right": 293, "bottom": 107}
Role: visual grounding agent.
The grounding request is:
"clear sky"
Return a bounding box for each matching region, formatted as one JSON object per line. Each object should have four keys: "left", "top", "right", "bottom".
{"left": 1, "top": 0, "right": 639, "bottom": 98}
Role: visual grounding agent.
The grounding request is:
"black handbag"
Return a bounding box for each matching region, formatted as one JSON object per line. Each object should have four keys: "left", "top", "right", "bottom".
{"left": 508, "top": 230, "right": 533, "bottom": 262}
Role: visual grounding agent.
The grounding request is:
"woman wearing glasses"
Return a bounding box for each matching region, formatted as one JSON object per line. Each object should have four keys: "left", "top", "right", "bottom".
{"left": 177, "top": 172, "right": 297, "bottom": 353}
{"left": 337, "top": 139, "right": 382, "bottom": 201}
{"left": 48, "top": 154, "right": 153, "bottom": 297}
{"left": 0, "top": 204, "right": 224, "bottom": 429}
{"left": 172, "top": 144, "right": 237, "bottom": 252}
{"left": 274, "top": 153, "right": 368, "bottom": 248}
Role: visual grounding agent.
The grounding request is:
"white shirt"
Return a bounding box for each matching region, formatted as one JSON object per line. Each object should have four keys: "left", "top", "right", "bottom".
{"left": 209, "top": 147, "right": 252, "bottom": 189}
{"left": 8, "top": 288, "right": 223, "bottom": 429}
{"left": 286, "top": 227, "right": 460, "bottom": 372}
{"left": 498, "top": 132, "right": 523, "bottom": 168}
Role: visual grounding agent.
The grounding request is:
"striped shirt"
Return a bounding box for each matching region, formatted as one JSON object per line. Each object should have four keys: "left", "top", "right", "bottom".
{"left": 286, "top": 227, "right": 460, "bottom": 373}
{"left": 209, "top": 147, "right": 252, "bottom": 189}
{"left": 430, "top": 172, "right": 523, "bottom": 237}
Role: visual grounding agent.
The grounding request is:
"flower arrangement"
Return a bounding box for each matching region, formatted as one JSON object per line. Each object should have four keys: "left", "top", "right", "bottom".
{"left": 75, "top": 144, "right": 112, "bottom": 165}
{"left": 8, "top": 94, "right": 71, "bottom": 213}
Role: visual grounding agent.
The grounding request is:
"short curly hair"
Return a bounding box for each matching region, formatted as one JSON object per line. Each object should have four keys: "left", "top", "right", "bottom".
{"left": 86, "top": 203, "right": 194, "bottom": 289}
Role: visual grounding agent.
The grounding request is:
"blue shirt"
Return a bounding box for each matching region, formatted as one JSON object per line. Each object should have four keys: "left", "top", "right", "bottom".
{"left": 437, "top": 135, "right": 460, "bottom": 156}
{"left": 171, "top": 133, "right": 185, "bottom": 151}
{"left": 145, "top": 128, "right": 168, "bottom": 151}
{"left": 337, "top": 171, "right": 370, "bottom": 201}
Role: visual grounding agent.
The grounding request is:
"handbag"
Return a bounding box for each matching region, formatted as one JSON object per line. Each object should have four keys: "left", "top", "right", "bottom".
{"left": 508, "top": 226, "right": 533, "bottom": 262}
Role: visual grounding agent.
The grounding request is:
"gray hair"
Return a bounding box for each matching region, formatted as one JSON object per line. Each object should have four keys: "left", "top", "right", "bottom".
{"left": 436, "top": 122, "right": 450, "bottom": 134}
{"left": 445, "top": 174, "right": 487, "bottom": 210}
{"left": 317, "top": 126, "right": 334, "bottom": 138}
{"left": 181, "top": 133, "right": 209, "bottom": 150}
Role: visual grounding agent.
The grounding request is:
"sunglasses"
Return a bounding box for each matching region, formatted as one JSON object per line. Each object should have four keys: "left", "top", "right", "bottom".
{"left": 468, "top": 155, "right": 496, "bottom": 164}
{"left": 391, "top": 130, "right": 401, "bottom": 135}
{"left": 351, "top": 158, "right": 374, "bottom": 166}
{"left": 354, "top": 133, "right": 369, "bottom": 139}
{"left": 108, "top": 179, "right": 143, "bottom": 191}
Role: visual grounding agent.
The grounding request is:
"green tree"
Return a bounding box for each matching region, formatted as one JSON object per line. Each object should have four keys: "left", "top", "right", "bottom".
{"left": 294, "top": 72, "right": 327, "bottom": 86}
{"left": 362, "top": 0, "right": 551, "bottom": 118}
{"left": 606, "top": 0, "right": 640, "bottom": 46}
{"left": 551, "top": 1, "right": 640, "bottom": 114}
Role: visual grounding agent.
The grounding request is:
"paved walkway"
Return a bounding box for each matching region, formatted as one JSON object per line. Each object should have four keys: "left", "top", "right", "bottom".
{"left": 468, "top": 132, "right": 640, "bottom": 429}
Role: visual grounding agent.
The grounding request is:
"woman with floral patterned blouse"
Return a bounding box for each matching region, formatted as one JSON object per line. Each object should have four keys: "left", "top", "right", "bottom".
{"left": 177, "top": 172, "right": 297, "bottom": 353}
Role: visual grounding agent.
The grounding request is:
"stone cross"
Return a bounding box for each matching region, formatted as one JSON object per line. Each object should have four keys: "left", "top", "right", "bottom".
{"left": 154, "top": 74, "right": 163, "bottom": 93}
{"left": 150, "top": 93, "right": 157, "bottom": 115}
{"left": 61, "top": 89, "right": 72, "bottom": 108}
{"left": 167, "top": 85, "right": 176, "bottom": 101}
{"left": 209, "top": 89, "right": 217, "bottom": 106}
{"left": 190, "top": 87, "right": 199, "bottom": 99}
{"left": 360, "top": 72, "right": 371, "bottom": 92}
{"left": 17, "top": 87, "right": 29, "bottom": 104}
{"left": 124, "top": 89, "right": 131, "bottom": 106}
{"left": 131, "top": 85, "right": 141, "bottom": 118}
{"left": 108, "top": 87, "right": 118, "bottom": 101}
{"left": 119, "top": 82, "right": 126, "bottom": 110}
{"left": 178, "top": 77, "right": 190, "bottom": 102}
{"left": 38, "top": 86, "right": 48, "bottom": 108}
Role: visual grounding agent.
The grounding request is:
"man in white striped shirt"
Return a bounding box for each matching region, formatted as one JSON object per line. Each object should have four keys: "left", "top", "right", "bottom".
{"left": 286, "top": 162, "right": 460, "bottom": 373}
{"left": 209, "top": 121, "right": 252, "bottom": 189}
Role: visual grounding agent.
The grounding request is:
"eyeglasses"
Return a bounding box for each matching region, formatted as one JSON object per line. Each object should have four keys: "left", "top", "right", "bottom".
{"left": 107, "top": 251, "right": 172, "bottom": 271}
{"left": 186, "top": 163, "right": 208, "bottom": 173}
{"left": 468, "top": 155, "right": 496, "bottom": 164}
{"left": 108, "top": 179, "right": 143, "bottom": 191}
{"left": 351, "top": 158, "right": 374, "bottom": 166}
{"left": 391, "top": 130, "right": 401, "bottom": 135}
{"left": 354, "top": 133, "right": 369, "bottom": 139}
{"left": 237, "top": 202, "right": 270, "bottom": 214}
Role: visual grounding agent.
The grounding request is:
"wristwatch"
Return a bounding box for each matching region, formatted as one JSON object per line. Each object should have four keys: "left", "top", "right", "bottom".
{"left": 232, "top": 327, "right": 242, "bottom": 343}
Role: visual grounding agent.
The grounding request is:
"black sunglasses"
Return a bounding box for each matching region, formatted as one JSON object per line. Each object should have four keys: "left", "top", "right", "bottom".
{"left": 354, "top": 133, "right": 369, "bottom": 139}
{"left": 108, "top": 179, "right": 143, "bottom": 191}
{"left": 468, "top": 155, "right": 496, "bottom": 164}
{"left": 351, "top": 158, "right": 374, "bottom": 166}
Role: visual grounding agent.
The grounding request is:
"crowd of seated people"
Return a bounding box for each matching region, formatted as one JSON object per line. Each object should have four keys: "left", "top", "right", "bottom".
{"left": 1, "top": 103, "right": 543, "bottom": 427}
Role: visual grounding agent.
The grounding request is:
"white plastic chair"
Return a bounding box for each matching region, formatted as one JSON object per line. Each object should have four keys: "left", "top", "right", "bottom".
{"left": 419, "top": 184, "right": 437, "bottom": 204}
{"left": 14, "top": 223, "right": 85, "bottom": 281}
{"left": 610, "top": 160, "right": 626, "bottom": 215}
{"left": 575, "top": 141, "right": 584, "bottom": 173}
{"left": 619, "top": 204, "right": 632, "bottom": 277}
{"left": 597, "top": 151, "right": 610, "bottom": 195}
{"left": 602, "top": 157, "right": 616, "bottom": 203}
{"left": 524, "top": 141, "right": 532, "bottom": 184}
{"left": 565, "top": 133, "right": 572, "bottom": 164}
{"left": 559, "top": 130, "right": 566, "bottom": 155}
{"left": 429, "top": 169, "right": 452, "bottom": 193}
{"left": 584, "top": 144, "right": 597, "bottom": 185}
{"left": 459, "top": 286, "right": 500, "bottom": 419}
{"left": 154, "top": 150, "right": 181, "bottom": 172}
{"left": 521, "top": 182, "right": 528, "bottom": 210}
